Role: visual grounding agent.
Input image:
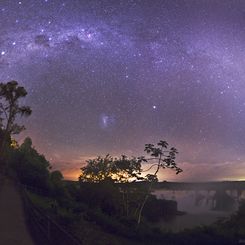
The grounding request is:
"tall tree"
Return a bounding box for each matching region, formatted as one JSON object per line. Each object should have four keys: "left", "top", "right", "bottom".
{"left": 136, "top": 140, "right": 182, "bottom": 224}
{"left": 0, "top": 81, "right": 32, "bottom": 157}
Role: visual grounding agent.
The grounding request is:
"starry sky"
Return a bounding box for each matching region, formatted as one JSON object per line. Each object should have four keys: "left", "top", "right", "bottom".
{"left": 1, "top": 0, "right": 245, "bottom": 181}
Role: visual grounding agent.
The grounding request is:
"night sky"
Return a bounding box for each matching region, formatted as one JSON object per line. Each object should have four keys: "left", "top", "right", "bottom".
{"left": 1, "top": 0, "right": 245, "bottom": 181}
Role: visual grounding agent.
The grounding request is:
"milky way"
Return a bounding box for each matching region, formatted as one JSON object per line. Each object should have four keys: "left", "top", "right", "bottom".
{"left": 1, "top": 0, "right": 245, "bottom": 181}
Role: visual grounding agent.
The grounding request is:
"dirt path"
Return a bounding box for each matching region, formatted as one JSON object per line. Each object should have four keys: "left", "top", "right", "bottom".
{"left": 0, "top": 176, "right": 35, "bottom": 245}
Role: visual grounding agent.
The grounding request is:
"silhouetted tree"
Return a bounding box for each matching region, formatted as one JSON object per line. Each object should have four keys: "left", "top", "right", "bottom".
{"left": 79, "top": 154, "right": 115, "bottom": 183}
{"left": 0, "top": 81, "right": 31, "bottom": 161}
{"left": 79, "top": 154, "right": 144, "bottom": 217}
{"left": 79, "top": 140, "right": 183, "bottom": 224}
{"left": 50, "top": 170, "right": 64, "bottom": 183}
{"left": 12, "top": 137, "right": 51, "bottom": 190}
{"left": 79, "top": 154, "right": 143, "bottom": 183}
{"left": 136, "top": 140, "right": 182, "bottom": 224}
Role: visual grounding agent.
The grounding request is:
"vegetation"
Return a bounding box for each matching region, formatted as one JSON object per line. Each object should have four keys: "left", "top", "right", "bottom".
{"left": 79, "top": 140, "right": 183, "bottom": 225}
{"left": 0, "top": 80, "right": 244, "bottom": 244}
{"left": 0, "top": 81, "right": 31, "bottom": 164}
{"left": 7, "top": 136, "right": 245, "bottom": 244}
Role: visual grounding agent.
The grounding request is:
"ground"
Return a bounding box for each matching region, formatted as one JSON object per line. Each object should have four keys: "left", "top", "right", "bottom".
{"left": 0, "top": 175, "right": 34, "bottom": 245}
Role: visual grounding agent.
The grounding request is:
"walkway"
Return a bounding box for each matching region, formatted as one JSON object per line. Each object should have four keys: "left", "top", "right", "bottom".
{"left": 0, "top": 176, "right": 34, "bottom": 245}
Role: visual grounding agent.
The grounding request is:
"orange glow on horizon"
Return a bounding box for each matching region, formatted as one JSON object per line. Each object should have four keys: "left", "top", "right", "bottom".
{"left": 60, "top": 162, "right": 245, "bottom": 182}
{"left": 62, "top": 168, "right": 81, "bottom": 181}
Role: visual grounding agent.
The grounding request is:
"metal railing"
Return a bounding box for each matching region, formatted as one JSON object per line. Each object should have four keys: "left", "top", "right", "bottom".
{"left": 21, "top": 187, "right": 82, "bottom": 245}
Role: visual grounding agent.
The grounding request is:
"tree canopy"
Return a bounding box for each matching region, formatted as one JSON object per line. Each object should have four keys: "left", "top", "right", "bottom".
{"left": 79, "top": 140, "right": 183, "bottom": 224}
{"left": 0, "top": 81, "right": 31, "bottom": 156}
{"left": 79, "top": 140, "right": 182, "bottom": 184}
{"left": 11, "top": 137, "right": 51, "bottom": 189}
{"left": 79, "top": 154, "right": 143, "bottom": 183}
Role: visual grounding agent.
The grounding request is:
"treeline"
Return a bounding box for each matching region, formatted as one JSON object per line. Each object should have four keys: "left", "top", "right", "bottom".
{"left": 6, "top": 136, "right": 243, "bottom": 245}
{"left": 5, "top": 137, "right": 181, "bottom": 244}
{"left": 8, "top": 137, "right": 64, "bottom": 197}
{"left": 1, "top": 80, "right": 245, "bottom": 244}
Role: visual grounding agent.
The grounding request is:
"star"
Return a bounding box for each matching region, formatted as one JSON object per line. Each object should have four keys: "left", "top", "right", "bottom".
{"left": 0, "top": 0, "right": 244, "bottom": 181}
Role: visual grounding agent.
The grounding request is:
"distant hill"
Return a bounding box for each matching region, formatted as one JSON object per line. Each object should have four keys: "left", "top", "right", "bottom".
{"left": 152, "top": 181, "right": 245, "bottom": 191}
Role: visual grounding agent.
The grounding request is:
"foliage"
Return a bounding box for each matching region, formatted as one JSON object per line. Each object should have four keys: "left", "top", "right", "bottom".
{"left": 215, "top": 200, "right": 245, "bottom": 238}
{"left": 79, "top": 140, "right": 183, "bottom": 225}
{"left": 142, "top": 196, "right": 177, "bottom": 222}
{"left": 79, "top": 154, "right": 143, "bottom": 183}
{"left": 79, "top": 140, "right": 182, "bottom": 184}
{"left": 135, "top": 140, "right": 183, "bottom": 224}
{"left": 79, "top": 154, "right": 114, "bottom": 183}
{"left": 11, "top": 137, "right": 51, "bottom": 190}
{"left": 50, "top": 170, "right": 65, "bottom": 199}
{"left": 50, "top": 170, "right": 64, "bottom": 182}
{"left": 144, "top": 140, "right": 182, "bottom": 175}
{"left": 79, "top": 155, "right": 144, "bottom": 219}
{"left": 0, "top": 81, "right": 31, "bottom": 157}
{"left": 79, "top": 181, "right": 121, "bottom": 216}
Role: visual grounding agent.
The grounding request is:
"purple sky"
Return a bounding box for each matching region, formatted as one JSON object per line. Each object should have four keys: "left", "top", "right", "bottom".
{"left": 1, "top": 0, "right": 245, "bottom": 181}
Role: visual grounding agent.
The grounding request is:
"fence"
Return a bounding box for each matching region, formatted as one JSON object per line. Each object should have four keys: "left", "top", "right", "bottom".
{"left": 21, "top": 187, "right": 82, "bottom": 245}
